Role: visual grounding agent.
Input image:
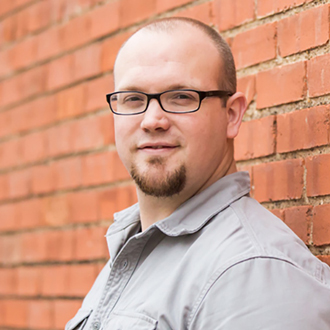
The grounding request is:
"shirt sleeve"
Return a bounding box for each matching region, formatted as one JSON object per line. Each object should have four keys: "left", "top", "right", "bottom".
{"left": 188, "top": 257, "right": 330, "bottom": 330}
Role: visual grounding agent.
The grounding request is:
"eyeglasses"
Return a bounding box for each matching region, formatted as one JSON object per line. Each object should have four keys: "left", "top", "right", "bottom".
{"left": 106, "top": 89, "right": 233, "bottom": 115}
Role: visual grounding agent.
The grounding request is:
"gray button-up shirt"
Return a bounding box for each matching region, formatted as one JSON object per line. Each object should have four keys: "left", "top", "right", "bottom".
{"left": 66, "top": 172, "right": 330, "bottom": 330}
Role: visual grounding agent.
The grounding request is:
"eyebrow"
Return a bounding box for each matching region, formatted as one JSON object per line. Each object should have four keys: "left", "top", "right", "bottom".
{"left": 117, "top": 84, "right": 197, "bottom": 92}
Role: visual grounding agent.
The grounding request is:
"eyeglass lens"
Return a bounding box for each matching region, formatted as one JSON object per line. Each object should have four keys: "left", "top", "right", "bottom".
{"left": 110, "top": 90, "right": 200, "bottom": 114}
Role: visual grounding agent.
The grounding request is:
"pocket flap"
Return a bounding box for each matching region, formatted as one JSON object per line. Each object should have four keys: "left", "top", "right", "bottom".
{"left": 108, "top": 311, "right": 158, "bottom": 329}
{"left": 65, "top": 308, "right": 93, "bottom": 330}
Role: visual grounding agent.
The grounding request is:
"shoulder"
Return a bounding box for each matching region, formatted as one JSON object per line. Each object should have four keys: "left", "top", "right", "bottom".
{"left": 189, "top": 256, "right": 330, "bottom": 330}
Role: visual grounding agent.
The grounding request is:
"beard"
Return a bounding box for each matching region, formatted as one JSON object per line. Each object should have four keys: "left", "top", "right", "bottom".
{"left": 130, "top": 157, "right": 186, "bottom": 198}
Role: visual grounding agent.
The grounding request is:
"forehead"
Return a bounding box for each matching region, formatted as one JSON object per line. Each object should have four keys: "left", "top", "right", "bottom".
{"left": 114, "top": 26, "right": 222, "bottom": 90}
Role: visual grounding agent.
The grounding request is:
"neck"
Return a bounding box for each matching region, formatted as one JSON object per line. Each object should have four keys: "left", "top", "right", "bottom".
{"left": 137, "top": 157, "right": 237, "bottom": 232}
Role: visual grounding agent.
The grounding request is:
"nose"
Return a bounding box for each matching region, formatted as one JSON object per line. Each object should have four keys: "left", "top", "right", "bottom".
{"left": 140, "top": 99, "right": 171, "bottom": 132}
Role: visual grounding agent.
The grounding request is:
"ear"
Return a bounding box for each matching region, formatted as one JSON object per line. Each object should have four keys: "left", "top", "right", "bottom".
{"left": 226, "top": 92, "right": 247, "bottom": 139}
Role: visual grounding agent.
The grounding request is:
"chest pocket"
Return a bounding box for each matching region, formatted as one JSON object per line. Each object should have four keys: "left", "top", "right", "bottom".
{"left": 106, "top": 311, "right": 158, "bottom": 330}
{"left": 65, "top": 308, "right": 93, "bottom": 330}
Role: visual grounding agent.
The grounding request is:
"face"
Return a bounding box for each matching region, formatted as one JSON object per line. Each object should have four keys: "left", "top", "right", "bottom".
{"left": 113, "top": 26, "right": 235, "bottom": 199}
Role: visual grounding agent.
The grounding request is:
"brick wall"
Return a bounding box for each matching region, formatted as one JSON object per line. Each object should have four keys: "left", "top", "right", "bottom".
{"left": 0, "top": 0, "right": 329, "bottom": 328}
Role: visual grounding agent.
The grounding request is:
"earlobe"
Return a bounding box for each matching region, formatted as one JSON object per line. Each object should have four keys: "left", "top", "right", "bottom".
{"left": 226, "top": 92, "right": 247, "bottom": 139}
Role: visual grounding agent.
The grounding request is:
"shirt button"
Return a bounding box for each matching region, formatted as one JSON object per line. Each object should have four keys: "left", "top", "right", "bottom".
{"left": 92, "top": 321, "right": 101, "bottom": 330}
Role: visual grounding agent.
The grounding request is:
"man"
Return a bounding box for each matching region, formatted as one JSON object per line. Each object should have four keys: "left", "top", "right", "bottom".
{"left": 66, "top": 18, "right": 330, "bottom": 330}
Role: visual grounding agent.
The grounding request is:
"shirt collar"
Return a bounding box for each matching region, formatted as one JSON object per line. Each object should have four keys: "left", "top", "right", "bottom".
{"left": 107, "top": 171, "right": 250, "bottom": 238}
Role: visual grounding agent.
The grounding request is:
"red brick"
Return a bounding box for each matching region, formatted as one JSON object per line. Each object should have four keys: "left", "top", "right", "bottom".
{"left": 313, "top": 204, "right": 330, "bottom": 246}
{"left": 54, "top": 300, "right": 82, "bottom": 330}
{"left": 175, "top": 2, "right": 213, "bottom": 24}
{"left": 306, "top": 154, "right": 330, "bottom": 197}
{"left": 283, "top": 205, "right": 312, "bottom": 244}
{"left": 234, "top": 116, "right": 276, "bottom": 160}
{"left": 54, "top": 157, "right": 82, "bottom": 190}
{"left": 68, "top": 264, "right": 98, "bottom": 296}
{"left": 26, "top": 1, "right": 52, "bottom": 34}
{"left": 21, "top": 231, "right": 48, "bottom": 263}
{"left": 308, "top": 53, "right": 330, "bottom": 97}
{"left": 258, "top": 0, "right": 314, "bottom": 17}
{"left": 0, "top": 175, "right": 9, "bottom": 201}
{"left": 17, "top": 198, "right": 43, "bottom": 229}
{"left": 0, "top": 203, "right": 18, "bottom": 231}
{"left": 156, "top": 0, "right": 193, "bottom": 13}
{"left": 16, "top": 267, "right": 41, "bottom": 296}
{"left": 69, "top": 190, "right": 99, "bottom": 223}
{"left": 36, "top": 27, "right": 62, "bottom": 62}
{"left": 31, "top": 164, "right": 55, "bottom": 194}
{"left": 21, "top": 131, "right": 47, "bottom": 164}
{"left": 119, "top": 0, "right": 156, "bottom": 28}
{"left": 73, "top": 43, "right": 102, "bottom": 82}
{"left": 277, "top": 106, "right": 330, "bottom": 153}
{"left": 317, "top": 255, "right": 330, "bottom": 267}
{"left": 98, "top": 185, "right": 137, "bottom": 220}
{"left": 0, "top": 66, "right": 47, "bottom": 107}
{"left": 8, "top": 169, "right": 32, "bottom": 199}
{"left": 56, "top": 84, "right": 87, "bottom": 120}
{"left": 42, "top": 195, "right": 70, "bottom": 227}
{"left": 28, "top": 300, "right": 54, "bottom": 329}
{"left": 86, "top": 75, "right": 114, "bottom": 113}
{"left": 0, "top": 268, "right": 16, "bottom": 295}
{"left": 254, "top": 159, "right": 304, "bottom": 202}
{"left": 0, "top": 111, "right": 12, "bottom": 140}
{"left": 278, "top": 5, "right": 329, "bottom": 57}
{"left": 4, "top": 300, "right": 29, "bottom": 328}
{"left": 0, "top": 138, "right": 21, "bottom": 169}
{"left": 45, "top": 229, "right": 75, "bottom": 261}
{"left": 0, "top": 234, "right": 21, "bottom": 265}
{"left": 213, "top": 0, "right": 255, "bottom": 31}
{"left": 231, "top": 22, "right": 277, "bottom": 69}
{"left": 12, "top": 96, "right": 56, "bottom": 134}
{"left": 74, "top": 226, "right": 108, "bottom": 260}
{"left": 41, "top": 265, "right": 69, "bottom": 296}
{"left": 72, "top": 114, "right": 114, "bottom": 152}
{"left": 89, "top": 1, "right": 120, "bottom": 40}
{"left": 82, "top": 151, "right": 129, "bottom": 186}
{"left": 256, "top": 61, "right": 306, "bottom": 109}
{"left": 46, "top": 55, "right": 75, "bottom": 91}
{"left": 101, "top": 32, "right": 132, "bottom": 73}
{"left": 237, "top": 75, "right": 256, "bottom": 106}
{"left": 46, "top": 123, "right": 73, "bottom": 157}
{"left": 7, "top": 37, "right": 38, "bottom": 73}
{"left": 59, "top": 15, "right": 90, "bottom": 51}
{"left": 270, "top": 208, "right": 284, "bottom": 220}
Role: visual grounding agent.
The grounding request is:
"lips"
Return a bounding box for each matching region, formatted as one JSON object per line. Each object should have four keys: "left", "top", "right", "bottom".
{"left": 138, "top": 142, "right": 178, "bottom": 150}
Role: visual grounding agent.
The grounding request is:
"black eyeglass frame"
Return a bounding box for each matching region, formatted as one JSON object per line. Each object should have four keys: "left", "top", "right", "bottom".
{"left": 105, "top": 89, "right": 234, "bottom": 115}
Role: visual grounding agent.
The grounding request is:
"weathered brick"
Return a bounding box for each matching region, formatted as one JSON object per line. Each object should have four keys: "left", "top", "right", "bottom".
{"left": 175, "top": 2, "right": 213, "bottom": 24}
{"left": 54, "top": 300, "right": 82, "bottom": 330}
{"left": 231, "top": 22, "right": 277, "bottom": 69}
{"left": 82, "top": 151, "right": 129, "bottom": 186}
{"left": 308, "top": 53, "right": 330, "bottom": 97}
{"left": 277, "top": 106, "right": 330, "bottom": 153}
{"left": 313, "top": 204, "right": 330, "bottom": 246}
{"left": 278, "top": 5, "right": 329, "bottom": 57}
{"left": 257, "top": 0, "right": 313, "bottom": 17}
{"left": 256, "top": 61, "right": 307, "bottom": 109}
{"left": 98, "top": 185, "right": 137, "bottom": 220}
{"left": 156, "top": 0, "right": 193, "bottom": 13}
{"left": 306, "top": 154, "right": 330, "bottom": 197}
{"left": 254, "top": 159, "right": 304, "bottom": 202}
{"left": 235, "top": 116, "right": 276, "bottom": 160}
{"left": 213, "top": 0, "right": 255, "bottom": 31}
{"left": 283, "top": 205, "right": 312, "bottom": 244}
{"left": 119, "top": 0, "right": 156, "bottom": 28}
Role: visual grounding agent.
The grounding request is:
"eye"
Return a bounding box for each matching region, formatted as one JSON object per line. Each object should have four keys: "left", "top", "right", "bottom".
{"left": 124, "top": 94, "right": 144, "bottom": 102}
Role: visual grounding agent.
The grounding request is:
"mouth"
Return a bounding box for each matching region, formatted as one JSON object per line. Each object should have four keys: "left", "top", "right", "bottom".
{"left": 137, "top": 143, "right": 179, "bottom": 153}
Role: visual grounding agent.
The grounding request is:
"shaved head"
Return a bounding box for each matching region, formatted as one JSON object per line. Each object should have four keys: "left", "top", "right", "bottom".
{"left": 115, "top": 17, "right": 237, "bottom": 94}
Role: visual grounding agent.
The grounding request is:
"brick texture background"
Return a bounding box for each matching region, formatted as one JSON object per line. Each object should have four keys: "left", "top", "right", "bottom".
{"left": 0, "top": 0, "right": 329, "bottom": 328}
